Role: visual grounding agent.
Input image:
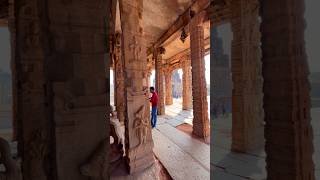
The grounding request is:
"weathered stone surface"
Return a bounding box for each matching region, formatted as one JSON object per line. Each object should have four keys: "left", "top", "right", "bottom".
{"left": 164, "top": 69, "right": 173, "bottom": 105}
{"left": 190, "top": 12, "right": 210, "bottom": 138}
{"left": 230, "top": 0, "right": 264, "bottom": 152}
{"left": 154, "top": 47, "right": 166, "bottom": 115}
{"left": 261, "top": 0, "right": 315, "bottom": 179}
{"left": 182, "top": 56, "right": 193, "bottom": 110}
{"left": 112, "top": 33, "right": 125, "bottom": 123}
{"left": 119, "top": 0, "right": 154, "bottom": 174}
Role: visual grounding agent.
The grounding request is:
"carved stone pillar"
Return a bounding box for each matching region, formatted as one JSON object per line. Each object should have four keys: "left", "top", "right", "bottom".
{"left": 230, "top": 0, "right": 264, "bottom": 152}
{"left": 261, "top": 0, "right": 315, "bottom": 179}
{"left": 14, "top": 1, "right": 56, "bottom": 179}
{"left": 182, "top": 56, "right": 192, "bottom": 110}
{"left": 113, "top": 33, "right": 125, "bottom": 123}
{"left": 119, "top": 0, "right": 154, "bottom": 174}
{"left": 154, "top": 47, "right": 165, "bottom": 115}
{"left": 190, "top": 13, "right": 210, "bottom": 138}
{"left": 164, "top": 68, "right": 173, "bottom": 105}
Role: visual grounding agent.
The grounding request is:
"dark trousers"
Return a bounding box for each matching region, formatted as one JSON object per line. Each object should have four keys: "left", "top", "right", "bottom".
{"left": 151, "top": 106, "right": 157, "bottom": 128}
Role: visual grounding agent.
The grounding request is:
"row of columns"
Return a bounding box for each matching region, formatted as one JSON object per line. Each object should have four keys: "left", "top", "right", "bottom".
{"left": 209, "top": 0, "right": 315, "bottom": 179}
{"left": 153, "top": 12, "right": 210, "bottom": 138}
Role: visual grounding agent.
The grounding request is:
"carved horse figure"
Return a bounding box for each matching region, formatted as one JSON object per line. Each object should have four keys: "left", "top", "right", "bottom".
{"left": 0, "top": 137, "right": 21, "bottom": 180}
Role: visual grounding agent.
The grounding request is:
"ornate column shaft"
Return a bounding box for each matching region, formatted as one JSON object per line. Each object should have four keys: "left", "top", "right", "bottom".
{"left": 190, "top": 13, "right": 209, "bottom": 138}
{"left": 154, "top": 47, "right": 165, "bottom": 115}
{"left": 230, "top": 0, "right": 264, "bottom": 152}
{"left": 164, "top": 68, "right": 173, "bottom": 105}
{"left": 261, "top": 0, "right": 315, "bottom": 179}
{"left": 113, "top": 33, "right": 125, "bottom": 123}
{"left": 119, "top": 0, "right": 154, "bottom": 174}
{"left": 182, "top": 56, "right": 192, "bottom": 110}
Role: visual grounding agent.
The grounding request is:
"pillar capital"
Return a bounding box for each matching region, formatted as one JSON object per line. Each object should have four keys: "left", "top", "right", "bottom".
{"left": 190, "top": 11, "right": 206, "bottom": 29}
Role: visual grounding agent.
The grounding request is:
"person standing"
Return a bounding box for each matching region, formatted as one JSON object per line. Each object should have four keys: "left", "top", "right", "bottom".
{"left": 149, "top": 87, "right": 158, "bottom": 128}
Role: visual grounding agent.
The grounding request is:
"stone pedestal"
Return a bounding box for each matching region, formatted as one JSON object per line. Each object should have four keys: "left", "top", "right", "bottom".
{"left": 182, "top": 57, "right": 192, "bottom": 110}
{"left": 164, "top": 69, "right": 173, "bottom": 105}
{"left": 119, "top": 0, "right": 154, "bottom": 174}
{"left": 154, "top": 47, "right": 165, "bottom": 115}
{"left": 190, "top": 14, "right": 209, "bottom": 138}
{"left": 230, "top": 0, "right": 264, "bottom": 152}
{"left": 261, "top": 0, "right": 315, "bottom": 179}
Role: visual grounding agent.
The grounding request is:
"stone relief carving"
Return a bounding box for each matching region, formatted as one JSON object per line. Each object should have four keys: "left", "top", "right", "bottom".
{"left": 80, "top": 139, "right": 108, "bottom": 180}
{"left": 26, "top": 130, "right": 49, "bottom": 178}
{"left": 133, "top": 104, "right": 149, "bottom": 146}
{"left": 0, "top": 138, "right": 22, "bottom": 180}
{"left": 129, "top": 36, "right": 141, "bottom": 63}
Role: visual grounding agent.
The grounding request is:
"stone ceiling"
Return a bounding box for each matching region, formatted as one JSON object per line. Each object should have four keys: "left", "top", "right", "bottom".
{"left": 143, "top": 0, "right": 193, "bottom": 48}
{"left": 115, "top": 0, "right": 211, "bottom": 60}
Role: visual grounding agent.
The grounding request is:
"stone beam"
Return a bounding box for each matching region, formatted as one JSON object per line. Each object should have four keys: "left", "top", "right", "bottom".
{"left": 165, "top": 37, "right": 210, "bottom": 67}
{"left": 148, "top": 0, "right": 210, "bottom": 54}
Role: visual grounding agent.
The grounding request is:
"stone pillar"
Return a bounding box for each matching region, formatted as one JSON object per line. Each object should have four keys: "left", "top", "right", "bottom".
{"left": 146, "top": 70, "right": 152, "bottom": 88}
{"left": 13, "top": 1, "right": 56, "bottom": 179}
{"left": 154, "top": 47, "right": 165, "bottom": 115}
{"left": 261, "top": 0, "right": 315, "bottom": 179}
{"left": 119, "top": 0, "right": 154, "bottom": 174}
{"left": 164, "top": 68, "right": 173, "bottom": 105}
{"left": 230, "top": 0, "right": 264, "bottom": 152}
{"left": 182, "top": 57, "right": 192, "bottom": 110}
{"left": 113, "top": 33, "right": 125, "bottom": 123}
{"left": 190, "top": 13, "right": 210, "bottom": 138}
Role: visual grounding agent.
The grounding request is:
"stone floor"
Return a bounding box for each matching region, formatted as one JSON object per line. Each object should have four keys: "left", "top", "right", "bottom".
{"left": 1, "top": 100, "right": 318, "bottom": 179}
{"left": 211, "top": 108, "right": 320, "bottom": 180}
{"left": 152, "top": 98, "right": 210, "bottom": 180}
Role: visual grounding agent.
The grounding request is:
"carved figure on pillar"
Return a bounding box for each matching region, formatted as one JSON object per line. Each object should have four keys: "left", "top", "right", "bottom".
{"left": 119, "top": 0, "right": 154, "bottom": 174}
